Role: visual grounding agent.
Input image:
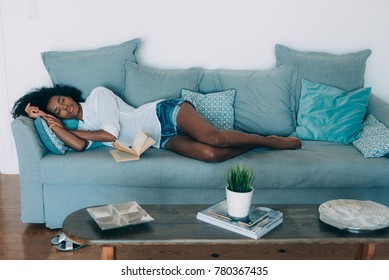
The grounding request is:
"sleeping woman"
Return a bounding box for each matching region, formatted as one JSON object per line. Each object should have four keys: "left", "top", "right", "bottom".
{"left": 12, "top": 85, "right": 302, "bottom": 162}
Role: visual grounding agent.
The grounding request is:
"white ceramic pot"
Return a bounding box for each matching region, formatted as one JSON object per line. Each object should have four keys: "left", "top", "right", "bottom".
{"left": 226, "top": 186, "right": 254, "bottom": 219}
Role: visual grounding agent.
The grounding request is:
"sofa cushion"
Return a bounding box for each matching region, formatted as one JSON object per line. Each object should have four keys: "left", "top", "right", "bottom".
{"left": 41, "top": 38, "right": 140, "bottom": 99}
{"left": 353, "top": 114, "right": 389, "bottom": 158}
{"left": 295, "top": 79, "right": 371, "bottom": 144}
{"left": 275, "top": 44, "right": 371, "bottom": 112}
{"left": 181, "top": 89, "right": 236, "bottom": 130}
{"left": 34, "top": 117, "right": 68, "bottom": 155}
{"left": 41, "top": 141, "right": 389, "bottom": 193}
{"left": 215, "top": 64, "right": 297, "bottom": 136}
{"left": 122, "top": 61, "right": 204, "bottom": 107}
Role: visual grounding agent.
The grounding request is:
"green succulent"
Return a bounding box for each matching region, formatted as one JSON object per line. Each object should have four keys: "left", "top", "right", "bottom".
{"left": 226, "top": 164, "right": 254, "bottom": 193}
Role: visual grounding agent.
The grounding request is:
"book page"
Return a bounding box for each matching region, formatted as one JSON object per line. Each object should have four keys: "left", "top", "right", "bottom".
{"left": 110, "top": 150, "right": 140, "bottom": 162}
{"left": 139, "top": 136, "right": 156, "bottom": 154}
{"left": 112, "top": 140, "right": 136, "bottom": 155}
{"left": 132, "top": 131, "right": 148, "bottom": 155}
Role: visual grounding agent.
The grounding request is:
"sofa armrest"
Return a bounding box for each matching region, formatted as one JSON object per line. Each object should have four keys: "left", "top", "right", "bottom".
{"left": 11, "top": 116, "right": 47, "bottom": 223}
{"left": 367, "top": 93, "right": 389, "bottom": 127}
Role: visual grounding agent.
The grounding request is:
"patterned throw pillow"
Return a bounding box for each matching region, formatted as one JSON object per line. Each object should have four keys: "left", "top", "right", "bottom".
{"left": 34, "top": 117, "right": 68, "bottom": 155}
{"left": 181, "top": 89, "right": 236, "bottom": 130}
{"left": 352, "top": 114, "right": 389, "bottom": 158}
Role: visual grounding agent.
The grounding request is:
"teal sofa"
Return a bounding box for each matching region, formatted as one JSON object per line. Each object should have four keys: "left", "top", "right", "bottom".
{"left": 11, "top": 41, "right": 389, "bottom": 228}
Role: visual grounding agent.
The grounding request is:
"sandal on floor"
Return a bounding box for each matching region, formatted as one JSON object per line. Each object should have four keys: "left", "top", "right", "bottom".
{"left": 55, "top": 240, "right": 85, "bottom": 252}
{"left": 51, "top": 232, "right": 67, "bottom": 245}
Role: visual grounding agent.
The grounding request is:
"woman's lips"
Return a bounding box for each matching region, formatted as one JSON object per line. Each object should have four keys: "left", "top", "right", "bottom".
{"left": 68, "top": 105, "right": 73, "bottom": 114}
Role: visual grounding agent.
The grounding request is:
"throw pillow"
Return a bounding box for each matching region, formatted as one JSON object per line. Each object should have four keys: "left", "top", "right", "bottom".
{"left": 34, "top": 118, "right": 104, "bottom": 153}
{"left": 122, "top": 61, "right": 204, "bottom": 107}
{"left": 295, "top": 79, "right": 371, "bottom": 144}
{"left": 181, "top": 89, "right": 236, "bottom": 130}
{"left": 62, "top": 119, "right": 79, "bottom": 130}
{"left": 275, "top": 44, "right": 372, "bottom": 112}
{"left": 41, "top": 38, "right": 141, "bottom": 99}
{"left": 215, "top": 64, "right": 297, "bottom": 136}
{"left": 352, "top": 114, "right": 389, "bottom": 158}
{"left": 34, "top": 117, "right": 68, "bottom": 155}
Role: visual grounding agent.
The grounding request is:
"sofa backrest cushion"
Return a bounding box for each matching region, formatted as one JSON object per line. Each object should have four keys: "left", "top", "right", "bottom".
{"left": 42, "top": 38, "right": 141, "bottom": 99}
{"left": 275, "top": 44, "right": 371, "bottom": 113}
{"left": 198, "top": 70, "right": 221, "bottom": 93}
{"left": 296, "top": 79, "right": 371, "bottom": 144}
{"left": 122, "top": 61, "right": 204, "bottom": 107}
{"left": 215, "top": 64, "right": 297, "bottom": 136}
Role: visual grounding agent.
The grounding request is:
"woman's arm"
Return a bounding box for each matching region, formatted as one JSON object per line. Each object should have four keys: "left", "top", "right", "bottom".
{"left": 45, "top": 116, "right": 115, "bottom": 151}
{"left": 71, "top": 129, "right": 116, "bottom": 142}
{"left": 50, "top": 125, "right": 89, "bottom": 152}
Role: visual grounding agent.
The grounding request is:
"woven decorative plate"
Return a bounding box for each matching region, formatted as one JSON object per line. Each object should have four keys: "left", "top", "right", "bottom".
{"left": 319, "top": 199, "right": 389, "bottom": 233}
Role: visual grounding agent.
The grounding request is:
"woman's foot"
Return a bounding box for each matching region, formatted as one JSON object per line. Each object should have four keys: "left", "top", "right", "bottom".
{"left": 266, "top": 136, "right": 303, "bottom": 149}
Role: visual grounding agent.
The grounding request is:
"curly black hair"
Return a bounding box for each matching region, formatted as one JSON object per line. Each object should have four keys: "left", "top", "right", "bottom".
{"left": 11, "top": 85, "right": 84, "bottom": 119}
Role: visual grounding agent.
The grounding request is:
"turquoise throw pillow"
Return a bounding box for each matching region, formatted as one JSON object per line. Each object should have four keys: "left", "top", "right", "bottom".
{"left": 34, "top": 118, "right": 104, "bottom": 154}
{"left": 62, "top": 119, "right": 79, "bottom": 130}
{"left": 34, "top": 117, "right": 68, "bottom": 155}
{"left": 181, "top": 89, "right": 236, "bottom": 130}
{"left": 352, "top": 114, "right": 389, "bottom": 158}
{"left": 295, "top": 79, "right": 371, "bottom": 144}
{"left": 42, "top": 38, "right": 141, "bottom": 99}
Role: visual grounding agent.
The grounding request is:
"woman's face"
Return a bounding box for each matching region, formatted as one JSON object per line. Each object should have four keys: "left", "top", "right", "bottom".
{"left": 47, "top": 95, "right": 82, "bottom": 119}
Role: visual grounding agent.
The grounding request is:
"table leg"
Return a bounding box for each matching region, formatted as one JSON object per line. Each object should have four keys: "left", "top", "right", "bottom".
{"left": 101, "top": 246, "right": 117, "bottom": 260}
{"left": 354, "top": 243, "right": 375, "bottom": 260}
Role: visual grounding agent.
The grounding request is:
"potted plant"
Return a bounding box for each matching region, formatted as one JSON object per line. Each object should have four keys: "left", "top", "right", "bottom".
{"left": 225, "top": 163, "right": 255, "bottom": 219}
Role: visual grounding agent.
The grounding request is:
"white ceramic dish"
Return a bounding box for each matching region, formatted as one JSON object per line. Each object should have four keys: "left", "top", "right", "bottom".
{"left": 87, "top": 201, "right": 154, "bottom": 230}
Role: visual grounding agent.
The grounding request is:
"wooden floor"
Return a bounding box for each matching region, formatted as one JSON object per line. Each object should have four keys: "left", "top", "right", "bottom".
{"left": 0, "top": 174, "right": 102, "bottom": 260}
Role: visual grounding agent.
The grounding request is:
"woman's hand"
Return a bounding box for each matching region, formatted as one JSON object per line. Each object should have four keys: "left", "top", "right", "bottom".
{"left": 24, "top": 103, "right": 48, "bottom": 119}
{"left": 43, "top": 114, "right": 64, "bottom": 129}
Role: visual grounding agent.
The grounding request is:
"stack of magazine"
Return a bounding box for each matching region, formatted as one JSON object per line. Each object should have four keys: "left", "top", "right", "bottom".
{"left": 196, "top": 200, "right": 283, "bottom": 239}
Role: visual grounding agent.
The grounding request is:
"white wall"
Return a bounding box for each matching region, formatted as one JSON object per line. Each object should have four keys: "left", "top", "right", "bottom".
{"left": 1, "top": 0, "right": 389, "bottom": 174}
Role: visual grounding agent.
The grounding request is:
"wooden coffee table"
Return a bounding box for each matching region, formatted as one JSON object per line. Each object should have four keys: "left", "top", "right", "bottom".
{"left": 62, "top": 204, "right": 389, "bottom": 260}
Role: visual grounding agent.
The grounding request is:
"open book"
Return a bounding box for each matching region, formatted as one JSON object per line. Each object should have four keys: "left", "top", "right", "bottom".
{"left": 110, "top": 131, "right": 156, "bottom": 162}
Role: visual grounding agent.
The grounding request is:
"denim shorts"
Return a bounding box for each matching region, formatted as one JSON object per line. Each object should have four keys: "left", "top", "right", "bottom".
{"left": 156, "top": 98, "right": 186, "bottom": 149}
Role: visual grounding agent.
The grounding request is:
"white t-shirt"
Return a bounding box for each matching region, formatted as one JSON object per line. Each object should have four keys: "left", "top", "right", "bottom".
{"left": 77, "top": 86, "right": 162, "bottom": 148}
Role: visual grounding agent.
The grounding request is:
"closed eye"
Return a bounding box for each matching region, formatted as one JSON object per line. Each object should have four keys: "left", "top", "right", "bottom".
{"left": 54, "top": 96, "right": 63, "bottom": 116}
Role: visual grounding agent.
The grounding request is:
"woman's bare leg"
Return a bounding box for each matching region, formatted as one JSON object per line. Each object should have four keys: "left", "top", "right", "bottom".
{"left": 176, "top": 102, "right": 302, "bottom": 149}
{"left": 166, "top": 134, "right": 252, "bottom": 162}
